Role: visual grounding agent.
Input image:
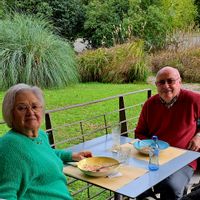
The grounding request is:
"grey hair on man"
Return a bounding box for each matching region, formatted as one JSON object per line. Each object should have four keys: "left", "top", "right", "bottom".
{"left": 156, "top": 66, "right": 181, "bottom": 80}
{"left": 2, "top": 83, "right": 45, "bottom": 128}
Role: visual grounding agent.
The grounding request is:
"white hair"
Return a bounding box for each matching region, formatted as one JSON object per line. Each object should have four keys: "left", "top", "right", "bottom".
{"left": 156, "top": 66, "right": 181, "bottom": 80}
{"left": 2, "top": 83, "right": 45, "bottom": 128}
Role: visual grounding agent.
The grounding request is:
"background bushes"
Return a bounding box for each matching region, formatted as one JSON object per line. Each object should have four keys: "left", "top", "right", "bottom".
{"left": 2, "top": 0, "right": 198, "bottom": 50}
{"left": 0, "top": 14, "right": 78, "bottom": 89}
{"left": 0, "top": 1, "right": 199, "bottom": 88}
{"left": 151, "top": 47, "right": 200, "bottom": 83}
{"left": 78, "top": 40, "right": 149, "bottom": 83}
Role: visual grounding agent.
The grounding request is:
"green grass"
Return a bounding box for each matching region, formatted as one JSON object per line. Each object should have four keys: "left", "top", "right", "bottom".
{"left": 0, "top": 82, "right": 156, "bottom": 137}
{"left": 43, "top": 82, "right": 155, "bottom": 108}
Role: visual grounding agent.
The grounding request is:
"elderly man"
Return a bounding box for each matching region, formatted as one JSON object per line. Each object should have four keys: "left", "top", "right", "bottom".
{"left": 135, "top": 66, "right": 200, "bottom": 200}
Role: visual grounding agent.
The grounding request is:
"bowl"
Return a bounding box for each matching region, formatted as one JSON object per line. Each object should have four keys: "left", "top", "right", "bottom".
{"left": 77, "top": 156, "right": 120, "bottom": 177}
{"left": 133, "top": 139, "right": 169, "bottom": 155}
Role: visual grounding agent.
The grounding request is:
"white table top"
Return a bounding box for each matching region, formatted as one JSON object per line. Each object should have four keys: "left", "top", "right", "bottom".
{"left": 64, "top": 134, "right": 200, "bottom": 198}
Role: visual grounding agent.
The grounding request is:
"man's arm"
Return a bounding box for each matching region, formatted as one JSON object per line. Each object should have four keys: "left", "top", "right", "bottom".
{"left": 134, "top": 103, "right": 149, "bottom": 140}
{"left": 188, "top": 118, "right": 200, "bottom": 151}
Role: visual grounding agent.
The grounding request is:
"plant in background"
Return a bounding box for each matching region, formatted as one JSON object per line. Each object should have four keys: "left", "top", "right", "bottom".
{"left": 195, "top": 0, "right": 200, "bottom": 24}
{"left": 77, "top": 40, "right": 149, "bottom": 83}
{"left": 103, "top": 40, "right": 149, "bottom": 83}
{"left": 77, "top": 48, "right": 111, "bottom": 82}
{"left": 150, "top": 46, "right": 200, "bottom": 83}
{"left": 84, "top": 0, "right": 121, "bottom": 48}
{"left": 161, "top": 0, "right": 197, "bottom": 29}
{"left": 5, "top": 0, "right": 53, "bottom": 19}
{"left": 84, "top": 0, "right": 197, "bottom": 50}
{"left": 4, "top": 0, "right": 198, "bottom": 51}
{"left": 4, "top": 0, "right": 86, "bottom": 41}
{"left": 49, "top": 0, "right": 85, "bottom": 40}
{"left": 0, "top": 14, "right": 79, "bottom": 89}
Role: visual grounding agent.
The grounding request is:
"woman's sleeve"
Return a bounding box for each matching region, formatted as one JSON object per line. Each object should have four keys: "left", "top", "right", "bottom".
{"left": 41, "top": 130, "right": 74, "bottom": 163}
{"left": 54, "top": 149, "right": 73, "bottom": 163}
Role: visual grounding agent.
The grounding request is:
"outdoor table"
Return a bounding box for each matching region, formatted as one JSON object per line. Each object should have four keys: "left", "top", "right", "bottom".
{"left": 63, "top": 134, "right": 200, "bottom": 199}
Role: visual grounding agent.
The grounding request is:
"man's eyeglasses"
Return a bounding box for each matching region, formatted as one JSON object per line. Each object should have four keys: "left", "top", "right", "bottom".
{"left": 15, "top": 103, "right": 42, "bottom": 113}
{"left": 155, "top": 78, "right": 179, "bottom": 86}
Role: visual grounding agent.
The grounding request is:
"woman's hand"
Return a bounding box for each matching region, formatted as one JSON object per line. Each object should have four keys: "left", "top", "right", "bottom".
{"left": 72, "top": 151, "right": 92, "bottom": 161}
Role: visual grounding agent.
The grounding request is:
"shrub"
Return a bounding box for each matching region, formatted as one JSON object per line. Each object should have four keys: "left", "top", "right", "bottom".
{"left": 83, "top": 0, "right": 197, "bottom": 50}
{"left": 77, "top": 40, "right": 149, "bottom": 83}
{"left": 84, "top": 0, "right": 122, "bottom": 48}
{"left": 150, "top": 47, "right": 200, "bottom": 83}
{"left": 77, "top": 48, "right": 111, "bottom": 82}
{"left": 0, "top": 14, "right": 79, "bottom": 89}
{"left": 161, "top": 0, "right": 197, "bottom": 29}
{"left": 4, "top": 0, "right": 85, "bottom": 40}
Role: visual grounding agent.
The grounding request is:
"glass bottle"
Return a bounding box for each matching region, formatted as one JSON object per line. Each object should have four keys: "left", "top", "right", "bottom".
{"left": 148, "top": 135, "right": 159, "bottom": 171}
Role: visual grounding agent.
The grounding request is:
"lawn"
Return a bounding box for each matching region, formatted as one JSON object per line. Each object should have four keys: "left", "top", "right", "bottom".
{"left": 0, "top": 82, "right": 156, "bottom": 199}
{"left": 0, "top": 82, "right": 156, "bottom": 137}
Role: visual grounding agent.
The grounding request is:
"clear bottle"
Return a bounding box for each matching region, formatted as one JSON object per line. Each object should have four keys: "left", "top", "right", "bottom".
{"left": 148, "top": 135, "right": 159, "bottom": 171}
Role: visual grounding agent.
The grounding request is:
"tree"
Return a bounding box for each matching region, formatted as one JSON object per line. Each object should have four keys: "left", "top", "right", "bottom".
{"left": 84, "top": 0, "right": 197, "bottom": 50}
{"left": 194, "top": 0, "right": 200, "bottom": 24}
{"left": 49, "top": 0, "right": 85, "bottom": 40}
{"left": 84, "top": 0, "right": 129, "bottom": 47}
{"left": 4, "top": 0, "right": 85, "bottom": 40}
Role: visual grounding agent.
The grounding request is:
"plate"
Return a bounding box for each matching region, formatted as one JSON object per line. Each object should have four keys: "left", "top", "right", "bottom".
{"left": 133, "top": 139, "right": 169, "bottom": 155}
{"left": 77, "top": 156, "right": 120, "bottom": 177}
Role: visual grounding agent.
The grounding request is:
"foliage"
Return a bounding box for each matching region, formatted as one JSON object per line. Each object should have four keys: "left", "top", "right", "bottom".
{"left": 161, "top": 0, "right": 197, "bottom": 29}
{"left": 150, "top": 46, "right": 200, "bottom": 83}
{"left": 48, "top": 0, "right": 85, "bottom": 40}
{"left": 77, "top": 48, "right": 110, "bottom": 82}
{"left": 84, "top": 0, "right": 197, "bottom": 50}
{"left": 84, "top": 0, "right": 123, "bottom": 47}
{"left": 4, "top": 0, "right": 198, "bottom": 51}
{"left": 4, "top": 0, "right": 85, "bottom": 40}
{"left": 0, "top": 14, "right": 79, "bottom": 89}
{"left": 77, "top": 40, "right": 149, "bottom": 83}
{"left": 5, "top": 0, "right": 53, "bottom": 18}
{"left": 123, "top": 3, "right": 171, "bottom": 51}
{"left": 195, "top": 0, "right": 200, "bottom": 24}
{"left": 0, "top": 0, "right": 7, "bottom": 18}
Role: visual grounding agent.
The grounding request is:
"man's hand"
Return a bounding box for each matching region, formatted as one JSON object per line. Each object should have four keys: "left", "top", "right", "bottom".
{"left": 72, "top": 151, "right": 92, "bottom": 161}
{"left": 188, "top": 134, "right": 200, "bottom": 151}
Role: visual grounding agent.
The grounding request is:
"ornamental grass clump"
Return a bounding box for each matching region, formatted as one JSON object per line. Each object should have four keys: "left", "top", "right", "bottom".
{"left": 0, "top": 14, "right": 79, "bottom": 89}
{"left": 77, "top": 40, "right": 149, "bottom": 83}
{"left": 150, "top": 47, "right": 200, "bottom": 83}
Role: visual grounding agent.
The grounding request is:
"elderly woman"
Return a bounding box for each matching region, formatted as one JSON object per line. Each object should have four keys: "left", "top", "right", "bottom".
{"left": 0, "top": 83, "right": 92, "bottom": 200}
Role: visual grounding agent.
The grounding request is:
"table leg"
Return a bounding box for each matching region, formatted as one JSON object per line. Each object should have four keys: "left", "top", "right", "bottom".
{"left": 114, "top": 193, "right": 121, "bottom": 200}
{"left": 114, "top": 193, "right": 131, "bottom": 200}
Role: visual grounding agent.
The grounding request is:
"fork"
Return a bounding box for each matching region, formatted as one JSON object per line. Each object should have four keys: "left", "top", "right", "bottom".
{"left": 91, "top": 162, "right": 122, "bottom": 172}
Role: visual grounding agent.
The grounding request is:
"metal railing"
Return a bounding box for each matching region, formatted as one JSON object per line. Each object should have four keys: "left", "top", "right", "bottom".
{"left": 0, "top": 88, "right": 152, "bottom": 200}
{"left": 45, "top": 89, "right": 152, "bottom": 150}
{"left": 44, "top": 89, "right": 152, "bottom": 199}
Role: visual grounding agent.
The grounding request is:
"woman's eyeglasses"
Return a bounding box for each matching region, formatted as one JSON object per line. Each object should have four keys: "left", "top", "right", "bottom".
{"left": 15, "top": 103, "right": 42, "bottom": 113}
{"left": 155, "top": 78, "right": 179, "bottom": 86}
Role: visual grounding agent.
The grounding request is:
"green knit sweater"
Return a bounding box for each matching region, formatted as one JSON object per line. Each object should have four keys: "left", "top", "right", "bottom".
{"left": 0, "top": 129, "right": 73, "bottom": 200}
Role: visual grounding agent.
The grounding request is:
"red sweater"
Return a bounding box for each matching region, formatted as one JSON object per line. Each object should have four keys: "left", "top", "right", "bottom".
{"left": 135, "top": 89, "right": 200, "bottom": 170}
